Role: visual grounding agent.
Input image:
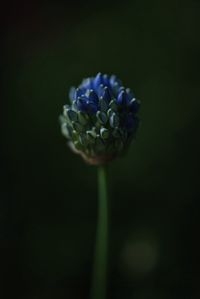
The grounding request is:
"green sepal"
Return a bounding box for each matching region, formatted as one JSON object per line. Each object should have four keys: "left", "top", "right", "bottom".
{"left": 109, "top": 100, "right": 118, "bottom": 112}
{"left": 72, "top": 121, "right": 83, "bottom": 132}
{"left": 78, "top": 111, "right": 88, "bottom": 125}
{"left": 100, "top": 127, "right": 109, "bottom": 139}
{"left": 109, "top": 112, "right": 119, "bottom": 128}
{"left": 59, "top": 115, "right": 67, "bottom": 125}
{"left": 79, "top": 134, "right": 88, "bottom": 146}
{"left": 72, "top": 130, "right": 78, "bottom": 141}
{"left": 107, "top": 108, "right": 112, "bottom": 118}
{"left": 61, "top": 123, "right": 70, "bottom": 139}
{"left": 99, "top": 97, "right": 108, "bottom": 112}
{"left": 96, "top": 111, "right": 108, "bottom": 125}
{"left": 74, "top": 140, "right": 84, "bottom": 151}
{"left": 65, "top": 109, "right": 78, "bottom": 122}
{"left": 86, "top": 130, "right": 96, "bottom": 143}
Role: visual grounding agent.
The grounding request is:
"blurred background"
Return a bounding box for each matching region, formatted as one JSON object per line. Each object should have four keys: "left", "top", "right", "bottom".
{"left": 1, "top": 0, "right": 200, "bottom": 298}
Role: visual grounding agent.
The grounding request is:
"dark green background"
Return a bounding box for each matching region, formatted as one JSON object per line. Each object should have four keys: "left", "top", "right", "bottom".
{"left": 1, "top": 0, "right": 200, "bottom": 298}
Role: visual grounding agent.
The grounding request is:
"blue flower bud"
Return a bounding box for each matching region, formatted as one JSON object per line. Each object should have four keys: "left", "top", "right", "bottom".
{"left": 103, "top": 74, "right": 110, "bottom": 87}
{"left": 117, "top": 89, "right": 127, "bottom": 106}
{"left": 77, "top": 97, "right": 88, "bottom": 112}
{"left": 110, "top": 75, "right": 122, "bottom": 88}
{"left": 126, "top": 88, "right": 135, "bottom": 102}
{"left": 88, "top": 89, "right": 98, "bottom": 104}
{"left": 76, "top": 88, "right": 84, "bottom": 98}
{"left": 129, "top": 98, "right": 140, "bottom": 113}
{"left": 102, "top": 86, "right": 112, "bottom": 102}
{"left": 93, "top": 73, "right": 103, "bottom": 91}
{"left": 86, "top": 101, "right": 98, "bottom": 114}
{"left": 96, "top": 84, "right": 105, "bottom": 98}
{"left": 60, "top": 73, "right": 140, "bottom": 165}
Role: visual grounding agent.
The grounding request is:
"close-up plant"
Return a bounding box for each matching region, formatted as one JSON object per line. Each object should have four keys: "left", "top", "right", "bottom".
{"left": 1, "top": 0, "right": 199, "bottom": 298}
{"left": 60, "top": 73, "right": 140, "bottom": 299}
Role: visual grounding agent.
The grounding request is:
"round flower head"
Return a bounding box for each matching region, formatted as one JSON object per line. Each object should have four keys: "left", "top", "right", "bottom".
{"left": 60, "top": 73, "right": 140, "bottom": 165}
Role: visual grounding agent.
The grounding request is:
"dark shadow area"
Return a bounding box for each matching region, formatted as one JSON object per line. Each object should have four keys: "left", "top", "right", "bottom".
{"left": 1, "top": 0, "right": 200, "bottom": 298}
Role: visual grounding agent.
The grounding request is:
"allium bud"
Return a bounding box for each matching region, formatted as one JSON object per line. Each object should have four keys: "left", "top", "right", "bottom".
{"left": 60, "top": 73, "right": 140, "bottom": 165}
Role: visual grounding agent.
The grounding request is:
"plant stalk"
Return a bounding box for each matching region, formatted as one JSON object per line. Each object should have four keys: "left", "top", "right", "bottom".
{"left": 91, "top": 165, "right": 108, "bottom": 299}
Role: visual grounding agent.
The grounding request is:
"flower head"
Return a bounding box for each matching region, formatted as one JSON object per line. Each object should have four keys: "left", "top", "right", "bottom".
{"left": 60, "top": 73, "right": 140, "bottom": 165}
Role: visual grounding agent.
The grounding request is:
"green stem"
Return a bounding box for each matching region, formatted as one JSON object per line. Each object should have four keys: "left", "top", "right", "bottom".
{"left": 91, "top": 165, "right": 108, "bottom": 299}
